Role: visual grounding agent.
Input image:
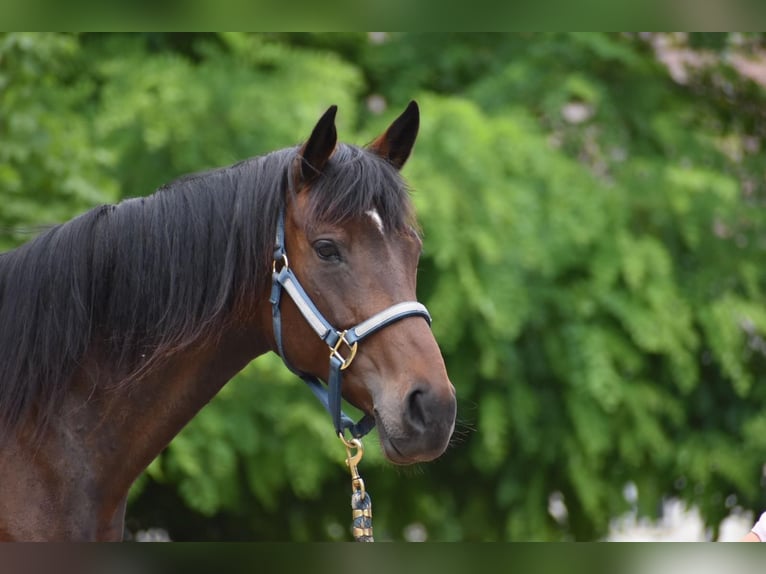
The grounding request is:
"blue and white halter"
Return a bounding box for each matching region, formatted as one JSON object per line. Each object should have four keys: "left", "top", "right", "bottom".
{"left": 269, "top": 206, "right": 432, "bottom": 438}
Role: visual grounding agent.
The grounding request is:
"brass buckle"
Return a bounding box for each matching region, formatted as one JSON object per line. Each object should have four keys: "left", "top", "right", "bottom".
{"left": 330, "top": 330, "right": 358, "bottom": 370}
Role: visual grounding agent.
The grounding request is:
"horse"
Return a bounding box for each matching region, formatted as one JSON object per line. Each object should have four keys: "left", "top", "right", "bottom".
{"left": 0, "top": 101, "right": 457, "bottom": 541}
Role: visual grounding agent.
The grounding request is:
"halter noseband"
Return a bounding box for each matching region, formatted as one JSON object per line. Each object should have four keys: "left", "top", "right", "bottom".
{"left": 269, "top": 205, "right": 432, "bottom": 438}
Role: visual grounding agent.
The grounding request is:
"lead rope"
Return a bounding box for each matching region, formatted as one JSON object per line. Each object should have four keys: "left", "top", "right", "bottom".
{"left": 340, "top": 435, "right": 374, "bottom": 542}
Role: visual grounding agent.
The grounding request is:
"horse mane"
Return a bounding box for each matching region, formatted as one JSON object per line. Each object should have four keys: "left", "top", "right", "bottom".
{"left": 0, "top": 142, "right": 415, "bottom": 437}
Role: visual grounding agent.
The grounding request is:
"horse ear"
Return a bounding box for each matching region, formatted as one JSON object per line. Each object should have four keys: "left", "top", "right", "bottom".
{"left": 299, "top": 105, "right": 338, "bottom": 183}
{"left": 367, "top": 100, "right": 419, "bottom": 170}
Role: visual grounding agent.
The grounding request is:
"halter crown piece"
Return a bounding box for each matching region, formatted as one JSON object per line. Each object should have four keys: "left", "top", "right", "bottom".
{"left": 269, "top": 205, "right": 432, "bottom": 438}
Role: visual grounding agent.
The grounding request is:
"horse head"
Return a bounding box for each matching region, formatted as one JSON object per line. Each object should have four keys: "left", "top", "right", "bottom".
{"left": 273, "top": 102, "right": 457, "bottom": 464}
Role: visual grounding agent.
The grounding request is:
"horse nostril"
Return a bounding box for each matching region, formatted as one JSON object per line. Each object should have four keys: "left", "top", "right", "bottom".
{"left": 407, "top": 388, "right": 428, "bottom": 430}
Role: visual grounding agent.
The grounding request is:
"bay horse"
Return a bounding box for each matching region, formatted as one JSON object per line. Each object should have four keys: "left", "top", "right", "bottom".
{"left": 0, "top": 102, "right": 456, "bottom": 541}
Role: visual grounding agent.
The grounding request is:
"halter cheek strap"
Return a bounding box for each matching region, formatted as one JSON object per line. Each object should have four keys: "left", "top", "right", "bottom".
{"left": 269, "top": 207, "right": 432, "bottom": 438}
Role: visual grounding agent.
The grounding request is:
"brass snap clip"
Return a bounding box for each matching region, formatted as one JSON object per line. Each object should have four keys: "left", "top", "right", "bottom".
{"left": 339, "top": 434, "right": 366, "bottom": 495}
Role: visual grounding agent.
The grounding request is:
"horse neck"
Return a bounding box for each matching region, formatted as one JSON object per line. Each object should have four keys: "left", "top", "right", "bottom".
{"left": 0, "top": 300, "right": 273, "bottom": 541}
{"left": 90, "top": 306, "right": 273, "bottom": 495}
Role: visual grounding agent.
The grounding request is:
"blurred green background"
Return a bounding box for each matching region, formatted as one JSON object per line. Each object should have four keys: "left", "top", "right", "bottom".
{"left": 1, "top": 32, "right": 765, "bottom": 541}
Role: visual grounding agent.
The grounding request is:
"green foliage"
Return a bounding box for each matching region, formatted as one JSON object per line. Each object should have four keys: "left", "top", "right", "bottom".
{"left": 0, "top": 33, "right": 118, "bottom": 250}
{"left": 2, "top": 32, "right": 765, "bottom": 541}
{"left": 90, "top": 33, "right": 363, "bottom": 196}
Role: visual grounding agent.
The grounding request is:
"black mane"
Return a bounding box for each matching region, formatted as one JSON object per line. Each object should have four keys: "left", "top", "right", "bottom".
{"left": 0, "top": 142, "right": 414, "bottom": 436}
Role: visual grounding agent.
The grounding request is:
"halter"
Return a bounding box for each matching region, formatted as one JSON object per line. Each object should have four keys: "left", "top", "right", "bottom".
{"left": 269, "top": 205, "right": 432, "bottom": 439}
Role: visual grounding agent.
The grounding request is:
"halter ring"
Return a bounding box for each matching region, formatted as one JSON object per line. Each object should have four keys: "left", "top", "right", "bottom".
{"left": 272, "top": 253, "right": 289, "bottom": 274}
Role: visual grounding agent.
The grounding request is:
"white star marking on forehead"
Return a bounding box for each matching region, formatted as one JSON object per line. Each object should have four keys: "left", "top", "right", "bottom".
{"left": 366, "top": 209, "right": 384, "bottom": 234}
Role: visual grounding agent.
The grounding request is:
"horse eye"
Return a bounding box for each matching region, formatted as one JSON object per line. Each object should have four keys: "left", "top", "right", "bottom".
{"left": 313, "top": 240, "right": 341, "bottom": 261}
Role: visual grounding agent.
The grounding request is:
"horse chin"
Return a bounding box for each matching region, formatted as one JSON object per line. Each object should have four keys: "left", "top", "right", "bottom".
{"left": 378, "top": 434, "right": 418, "bottom": 465}
{"left": 374, "top": 412, "right": 448, "bottom": 466}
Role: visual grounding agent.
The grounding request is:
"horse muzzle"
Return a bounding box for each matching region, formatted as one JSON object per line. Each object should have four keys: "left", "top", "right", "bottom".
{"left": 374, "top": 381, "right": 457, "bottom": 465}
